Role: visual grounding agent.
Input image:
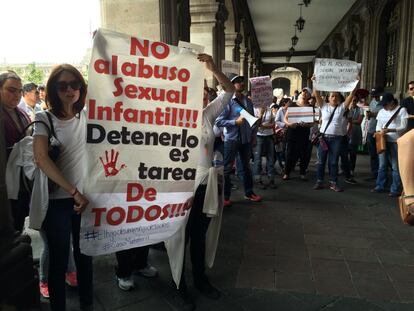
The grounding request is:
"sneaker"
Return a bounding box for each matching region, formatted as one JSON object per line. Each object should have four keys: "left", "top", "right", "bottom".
{"left": 282, "top": 174, "right": 289, "bottom": 181}
{"left": 371, "top": 187, "right": 385, "bottom": 193}
{"left": 117, "top": 276, "right": 135, "bottom": 291}
{"left": 39, "top": 281, "right": 49, "bottom": 299}
{"left": 194, "top": 279, "right": 221, "bottom": 300}
{"left": 244, "top": 193, "right": 262, "bottom": 202}
{"left": 329, "top": 183, "right": 344, "bottom": 192}
{"left": 65, "top": 271, "right": 78, "bottom": 287}
{"left": 345, "top": 178, "right": 357, "bottom": 185}
{"left": 388, "top": 192, "right": 400, "bottom": 198}
{"left": 135, "top": 264, "right": 158, "bottom": 278}
{"left": 313, "top": 182, "right": 323, "bottom": 190}
{"left": 224, "top": 199, "right": 232, "bottom": 207}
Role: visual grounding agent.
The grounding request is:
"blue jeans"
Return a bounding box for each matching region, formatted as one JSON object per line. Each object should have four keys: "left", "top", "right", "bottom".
{"left": 224, "top": 140, "right": 254, "bottom": 199}
{"left": 375, "top": 142, "right": 402, "bottom": 194}
{"left": 367, "top": 132, "right": 379, "bottom": 178}
{"left": 316, "top": 135, "right": 343, "bottom": 183}
{"left": 42, "top": 198, "right": 93, "bottom": 310}
{"left": 253, "top": 135, "right": 275, "bottom": 178}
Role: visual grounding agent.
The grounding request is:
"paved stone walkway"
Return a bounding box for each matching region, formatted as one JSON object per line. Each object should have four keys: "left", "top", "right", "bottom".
{"left": 30, "top": 154, "right": 414, "bottom": 310}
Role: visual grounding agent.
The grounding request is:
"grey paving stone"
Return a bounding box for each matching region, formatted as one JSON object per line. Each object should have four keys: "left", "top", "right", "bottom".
{"left": 275, "top": 272, "right": 316, "bottom": 294}
{"left": 275, "top": 255, "right": 312, "bottom": 274}
{"left": 236, "top": 268, "right": 275, "bottom": 289}
{"left": 383, "top": 264, "right": 414, "bottom": 283}
{"left": 307, "top": 244, "right": 343, "bottom": 260}
{"left": 313, "top": 274, "right": 358, "bottom": 298}
{"left": 311, "top": 258, "right": 351, "bottom": 278}
{"left": 347, "top": 261, "right": 389, "bottom": 280}
{"left": 341, "top": 247, "right": 380, "bottom": 263}
{"left": 375, "top": 249, "right": 414, "bottom": 265}
{"left": 352, "top": 277, "right": 400, "bottom": 302}
{"left": 239, "top": 254, "right": 275, "bottom": 270}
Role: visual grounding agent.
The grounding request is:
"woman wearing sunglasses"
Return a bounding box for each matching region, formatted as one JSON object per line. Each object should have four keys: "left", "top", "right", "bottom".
{"left": 33, "top": 64, "right": 92, "bottom": 311}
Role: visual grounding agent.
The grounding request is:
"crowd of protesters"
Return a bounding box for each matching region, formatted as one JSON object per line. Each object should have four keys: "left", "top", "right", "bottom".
{"left": 1, "top": 52, "right": 414, "bottom": 311}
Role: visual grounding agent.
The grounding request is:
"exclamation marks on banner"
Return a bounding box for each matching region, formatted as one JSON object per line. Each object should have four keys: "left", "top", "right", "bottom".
{"left": 178, "top": 109, "right": 198, "bottom": 128}
{"left": 168, "top": 203, "right": 189, "bottom": 218}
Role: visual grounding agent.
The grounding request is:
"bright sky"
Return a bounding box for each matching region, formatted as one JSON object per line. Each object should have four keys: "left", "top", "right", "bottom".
{"left": 0, "top": 0, "right": 101, "bottom": 64}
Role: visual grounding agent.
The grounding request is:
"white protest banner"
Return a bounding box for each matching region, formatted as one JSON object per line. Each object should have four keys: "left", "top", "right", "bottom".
{"left": 249, "top": 76, "right": 273, "bottom": 107}
{"left": 80, "top": 28, "right": 204, "bottom": 256}
{"left": 314, "top": 58, "right": 361, "bottom": 92}
{"left": 221, "top": 60, "right": 240, "bottom": 77}
{"left": 287, "top": 107, "right": 315, "bottom": 123}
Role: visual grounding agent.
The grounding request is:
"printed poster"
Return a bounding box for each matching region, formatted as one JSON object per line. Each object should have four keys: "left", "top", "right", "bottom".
{"left": 80, "top": 28, "right": 204, "bottom": 256}
{"left": 287, "top": 107, "right": 316, "bottom": 123}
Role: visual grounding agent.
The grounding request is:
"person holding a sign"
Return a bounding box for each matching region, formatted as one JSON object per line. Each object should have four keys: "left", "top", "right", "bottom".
{"left": 283, "top": 93, "right": 314, "bottom": 181}
{"left": 215, "top": 75, "right": 262, "bottom": 206}
{"left": 371, "top": 94, "right": 408, "bottom": 197}
{"left": 33, "top": 64, "right": 92, "bottom": 311}
{"left": 176, "top": 54, "right": 235, "bottom": 306}
{"left": 312, "top": 78, "right": 358, "bottom": 192}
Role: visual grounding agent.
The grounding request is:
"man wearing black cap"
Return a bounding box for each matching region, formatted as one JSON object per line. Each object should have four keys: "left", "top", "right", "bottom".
{"left": 366, "top": 86, "right": 384, "bottom": 179}
{"left": 401, "top": 81, "right": 414, "bottom": 131}
{"left": 215, "top": 75, "right": 262, "bottom": 206}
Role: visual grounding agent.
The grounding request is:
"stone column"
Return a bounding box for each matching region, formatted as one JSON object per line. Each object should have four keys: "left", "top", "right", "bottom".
{"left": 159, "top": 0, "right": 177, "bottom": 44}
{"left": 213, "top": 0, "right": 229, "bottom": 85}
{"left": 177, "top": 0, "right": 191, "bottom": 43}
{"left": 100, "top": 0, "right": 161, "bottom": 40}
{"left": 190, "top": 0, "right": 219, "bottom": 85}
{"left": 233, "top": 33, "right": 242, "bottom": 63}
{"left": 243, "top": 48, "right": 250, "bottom": 86}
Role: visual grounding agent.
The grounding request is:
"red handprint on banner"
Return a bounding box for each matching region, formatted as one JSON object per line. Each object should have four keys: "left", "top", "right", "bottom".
{"left": 100, "top": 149, "right": 126, "bottom": 177}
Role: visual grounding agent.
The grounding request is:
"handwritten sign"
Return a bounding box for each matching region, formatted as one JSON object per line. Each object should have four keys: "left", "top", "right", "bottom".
{"left": 250, "top": 76, "right": 273, "bottom": 107}
{"left": 221, "top": 60, "right": 240, "bottom": 77}
{"left": 287, "top": 107, "right": 315, "bottom": 123}
{"left": 80, "top": 28, "right": 204, "bottom": 256}
{"left": 314, "top": 58, "right": 360, "bottom": 92}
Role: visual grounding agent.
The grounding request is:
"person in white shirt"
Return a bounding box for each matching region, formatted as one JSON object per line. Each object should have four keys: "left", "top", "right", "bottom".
{"left": 253, "top": 105, "right": 276, "bottom": 188}
{"left": 312, "top": 78, "right": 358, "bottom": 192}
{"left": 33, "top": 64, "right": 92, "bottom": 311}
{"left": 372, "top": 93, "right": 408, "bottom": 196}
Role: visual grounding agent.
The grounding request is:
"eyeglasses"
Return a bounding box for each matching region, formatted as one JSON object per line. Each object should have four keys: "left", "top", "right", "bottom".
{"left": 5, "top": 87, "right": 23, "bottom": 95}
{"left": 56, "top": 80, "right": 81, "bottom": 92}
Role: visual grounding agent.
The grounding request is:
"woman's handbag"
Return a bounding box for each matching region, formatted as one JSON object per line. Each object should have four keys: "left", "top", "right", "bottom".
{"left": 375, "top": 107, "right": 402, "bottom": 154}
{"left": 374, "top": 131, "right": 386, "bottom": 154}
{"left": 20, "top": 111, "right": 61, "bottom": 192}
{"left": 399, "top": 193, "right": 414, "bottom": 226}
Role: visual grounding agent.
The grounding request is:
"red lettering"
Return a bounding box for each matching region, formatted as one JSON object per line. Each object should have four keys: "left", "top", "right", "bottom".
{"left": 94, "top": 58, "right": 110, "bottom": 74}
{"left": 106, "top": 207, "right": 125, "bottom": 225}
{"left": 151, "top": 42, "right": 170, "bottom": 59}
{"left": 145, "top": 205, "right": 161, "bottom": 221}
{"left": 177, "top": 68, "right": 190, "bottom": 82}
{"left": 127, "top": 183, "right": 144, "bottom": 201}
{"left": 130, "top": 37, "right": 149, "bottom": 56}
{"left": 125, "top": 84, "right": 138, "bottom": 99}
{"left": 126, "top": 205, "right": 144, "bottom": 223}
{"left": 145, "top": 188, "right": 156, "bottom": 201}
{"left": 112, "top": 77, "right": 124, "bottom": 97}
{"left": 138, "top": 58, "right": 153, "bottom": 78}
{"left": 91, "top": 207, "right": 107, "bottom": 226}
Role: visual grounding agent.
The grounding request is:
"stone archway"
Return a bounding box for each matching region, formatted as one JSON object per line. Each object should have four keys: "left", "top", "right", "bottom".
{"left": 272, "top": 78, "right": 291, "bottom": 97}
{"left": 270, "top": 66, "right": 302, "bottom": 97}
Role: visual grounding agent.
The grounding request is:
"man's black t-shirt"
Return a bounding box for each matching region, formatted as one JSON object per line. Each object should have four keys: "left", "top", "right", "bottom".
{"left": 401, "top": 96, "right": 414, "bottom": 131}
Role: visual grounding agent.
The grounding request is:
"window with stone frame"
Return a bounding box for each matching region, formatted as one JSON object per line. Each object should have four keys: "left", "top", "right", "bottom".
{"left": 384, "top": 2, "right": 400, "bottom": 90}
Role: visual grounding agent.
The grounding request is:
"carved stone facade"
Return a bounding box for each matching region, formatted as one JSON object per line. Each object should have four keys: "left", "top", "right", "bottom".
{"left": 100, "top": 0, "right": 413, "bottom": 97}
